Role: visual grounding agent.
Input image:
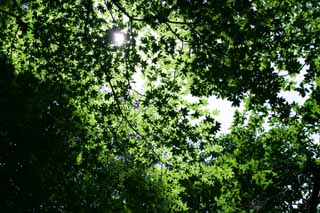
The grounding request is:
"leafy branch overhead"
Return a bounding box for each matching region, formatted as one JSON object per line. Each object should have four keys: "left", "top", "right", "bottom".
{"left": 0, "top": 0, "right": 319, "bottom": 212}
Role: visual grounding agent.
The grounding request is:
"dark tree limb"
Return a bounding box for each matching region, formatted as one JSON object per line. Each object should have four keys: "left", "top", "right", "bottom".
{"left": 306, "top": 170, "right": 320, "bottom": 212}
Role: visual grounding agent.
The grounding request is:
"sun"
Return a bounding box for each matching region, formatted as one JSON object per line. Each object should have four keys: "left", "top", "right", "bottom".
{"left": 112, "top": 31, "right": 126, "bottom": 46}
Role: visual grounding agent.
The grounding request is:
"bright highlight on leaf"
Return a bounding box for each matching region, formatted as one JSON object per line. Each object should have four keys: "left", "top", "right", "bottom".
{"left": 112, "top": 31, "right": 125, "bottom": 46}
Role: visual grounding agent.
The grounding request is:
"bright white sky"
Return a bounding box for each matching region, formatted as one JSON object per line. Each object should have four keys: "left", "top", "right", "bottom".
{"left": 130, "top": 58, "right": 316, "bottom": 135}
{"left": 113, "top": 32, "right": 319, "bottom": 142}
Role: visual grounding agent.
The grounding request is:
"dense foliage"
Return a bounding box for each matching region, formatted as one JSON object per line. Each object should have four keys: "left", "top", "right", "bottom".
{"left": 1, "top": 0, "right": 319, "bottom": 212}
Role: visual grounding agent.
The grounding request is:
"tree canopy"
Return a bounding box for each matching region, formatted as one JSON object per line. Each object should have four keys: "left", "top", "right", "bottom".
{"left": 0, "top": 0, "right": 319, "bottom": 212}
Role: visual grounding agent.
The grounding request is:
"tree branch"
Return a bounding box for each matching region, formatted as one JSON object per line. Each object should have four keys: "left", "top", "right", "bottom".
{"left": 306, "top": 169, "right": 320, "bottom": 212}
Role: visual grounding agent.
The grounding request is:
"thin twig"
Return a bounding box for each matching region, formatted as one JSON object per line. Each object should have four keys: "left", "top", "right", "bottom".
{"left": 108, "top": 80, "right": 159, "bottom": 158}
{"left": 104, "top": 0, "right": 116, "bottom": 22}
{"left": 165, "top": 22, "right": 185, "bottom": 43}
{"left": 109, "top": 0, "right": 194, "bottom": 25}
{"left": 129, "top": 88, "right": 145, "bottom": 96}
